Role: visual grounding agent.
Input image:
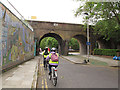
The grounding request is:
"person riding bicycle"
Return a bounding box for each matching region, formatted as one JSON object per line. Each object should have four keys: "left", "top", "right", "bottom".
{"left": 42, "top": 47, "right": 50, "bottom": 68}
{"left": 46, "top": 47, "right": 59, "bottom": 75}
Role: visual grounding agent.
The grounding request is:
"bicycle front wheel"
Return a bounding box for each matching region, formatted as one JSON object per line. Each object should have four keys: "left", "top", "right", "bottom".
{"left": 49, "top": 74, "right": 51, "bottom": 80}
{"left": 53, "top": 77, "right": 57, "bottom": 86}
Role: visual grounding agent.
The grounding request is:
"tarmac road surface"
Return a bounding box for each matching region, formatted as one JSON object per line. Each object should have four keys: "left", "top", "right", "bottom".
{"left": 37, "top": 56, "right": 118, "bottom": 89}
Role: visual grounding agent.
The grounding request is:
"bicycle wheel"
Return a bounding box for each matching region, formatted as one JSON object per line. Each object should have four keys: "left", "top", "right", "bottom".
{"left": 49, "top": 74, "right": 51, "bottom": 80}
{"left": 45, "top": 61, "right": 47, "bottom": 70}
{"left": 53, "top": 76, "right": 57, "bottom": 86}
{"left": 45, "top": 63, "right": 47, "bottom": 69}
{"left": 52, "top": 71, "right": 57, "bottom": 86}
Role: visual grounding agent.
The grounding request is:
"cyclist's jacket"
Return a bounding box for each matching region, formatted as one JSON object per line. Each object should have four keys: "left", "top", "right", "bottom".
{"left": 42, "top": 50, "right": 49, "bottom": 58}
{"left": 46, "top": 52, "right": 59, "bottom": 66}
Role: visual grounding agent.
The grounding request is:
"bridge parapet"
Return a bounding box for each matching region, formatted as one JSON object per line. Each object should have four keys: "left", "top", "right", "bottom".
{"left": 29, "top": 20, "right": 85, "bottom": 31}
{"left": 28, "top": 20, "right": 89, "bottom": 40}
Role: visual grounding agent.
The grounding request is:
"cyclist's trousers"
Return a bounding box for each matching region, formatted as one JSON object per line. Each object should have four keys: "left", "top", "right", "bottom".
{"left": 43, "top": 58, "right": 49, "bottom": 67}
{"left": 43, "top": 58, "right": 46, "bottom": 67}
{"left": 49, "top": 64, "right": 58, "bottom": 73}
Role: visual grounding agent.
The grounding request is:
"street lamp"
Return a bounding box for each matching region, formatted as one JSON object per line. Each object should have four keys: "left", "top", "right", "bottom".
{"left": 84, "top": 12, "right": 90, "bottom": 63}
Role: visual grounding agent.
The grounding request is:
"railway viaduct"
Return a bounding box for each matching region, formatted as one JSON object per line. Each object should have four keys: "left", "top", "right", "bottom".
{"left": 28, "top": 20, "right": 115, "bottom": 55}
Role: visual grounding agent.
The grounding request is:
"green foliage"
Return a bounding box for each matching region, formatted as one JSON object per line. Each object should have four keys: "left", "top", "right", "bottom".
{"left": 40, "top": 37, "right": 79, "bottom": 51}
{"left": 40, "top": 38, "right": 48, "bottom": 50}
{"left": 94, "top": 17, "right": 120, "bottom": 42}
{"left": 94, "top": 49, "right": 120, "bottom": 56}
{"left": 46, "top": 37, "right": 58, "bottom": 49}
{"left": 75, "top": 1, "right": 120, "bottom": 43}
{"left": 40, "top": 37, "right": 58, "bottom": 50}
{"left": 69, "top": 38, "right": 79, "bottom": 50}
{"left": 75, "top": 1, "right": 120, "bottom": 24}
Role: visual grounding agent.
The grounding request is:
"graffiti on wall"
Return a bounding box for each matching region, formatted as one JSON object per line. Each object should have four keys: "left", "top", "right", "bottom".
{"left": 0, "top": 3, "right": 34, "bottom": 66}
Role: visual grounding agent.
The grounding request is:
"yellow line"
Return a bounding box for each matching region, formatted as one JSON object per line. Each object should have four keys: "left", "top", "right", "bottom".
{"left": 42, "top": 86, "right": 44, "bottom": 90}
{"left": 45, "top": 78, "right": 48, "bottom": 89}
{"left": 41, "top": 67, "right": 42, "bottom": 72}
{"left": 42, "top": 67, "right": 45, "bottom": 75}
{"left": 40, "top": 59, "right": 48, "bottom": 89}
{"left": 42, "top": 78, "right": 44, "bottom": 89}
{"left": 42, "top": 79, "right": 44, "bottom": 84}
{"left": 40, "top": 63, "right": 42, "bottom": 67}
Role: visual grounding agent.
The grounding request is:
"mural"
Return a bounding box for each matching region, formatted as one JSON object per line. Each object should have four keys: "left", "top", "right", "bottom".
{"left": 0, "top": 3, "right": 34, "bottom": 67}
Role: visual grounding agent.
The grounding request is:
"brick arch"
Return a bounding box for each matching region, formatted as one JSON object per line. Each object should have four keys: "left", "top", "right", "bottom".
{"left": 39, "top": 33, "right": 63, "bottom": 44}
{"left": 39, "top": 33, "right": 65, "bottom": 55}
{"left": 72, "top": 34, "right": 87, "bottom": 55}
{"left": 28, "top": 20, "right": 97, "bottom": 55}
{"left": 96, "top": 37, "right": 114, "bottom": 49}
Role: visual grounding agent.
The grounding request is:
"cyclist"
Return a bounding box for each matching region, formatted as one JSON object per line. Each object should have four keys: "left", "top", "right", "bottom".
{"left": 46, "top": 47, "right": 59, "bottom": 75}
{"left": 42, "top": 47, "right": 50, "bottom": 68}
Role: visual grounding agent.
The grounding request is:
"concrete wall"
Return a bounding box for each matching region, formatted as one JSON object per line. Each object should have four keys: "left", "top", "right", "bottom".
{"left": 0, "top": 3, "right": 34, "bottom": 70}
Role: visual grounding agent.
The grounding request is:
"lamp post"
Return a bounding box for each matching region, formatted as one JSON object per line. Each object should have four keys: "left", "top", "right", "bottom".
{"left": 84, "top": 12, "right": 90, "bottom": 62}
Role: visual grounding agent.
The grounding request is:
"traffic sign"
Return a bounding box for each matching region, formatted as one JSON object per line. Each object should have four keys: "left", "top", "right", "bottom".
{"left": 86, "top": 42, "right": 91, "bottom": 45}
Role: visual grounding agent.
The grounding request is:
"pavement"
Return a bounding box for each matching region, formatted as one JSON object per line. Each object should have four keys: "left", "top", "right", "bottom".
{"left": 2, "top": 56, "right": 39, "bottom": 88}
{"left": 62, "top": 52, "right": 120, "bottom": 67}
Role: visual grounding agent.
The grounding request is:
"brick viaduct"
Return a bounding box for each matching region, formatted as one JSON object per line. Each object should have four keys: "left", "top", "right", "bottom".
{"left": 28, "top": 20, "right": 117, "bottom": 55}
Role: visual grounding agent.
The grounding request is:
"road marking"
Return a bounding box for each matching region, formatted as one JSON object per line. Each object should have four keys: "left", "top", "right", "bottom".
{"left": 39, "top": 59, "right": 49, "bottom": 89}
{"left": 45, "top": 78, "right": 48, "bottom": 89}
{"left": 41, "top": 67, "right": 42, "bottom": 72}
{"left": 42, "top": 78, "right": 44, "bottom": 84}
{"left": 40, "top": 63, "right": 44, "bottom": 67}
{"left": 42, "top": 78, "right": 44, "bottom": 89}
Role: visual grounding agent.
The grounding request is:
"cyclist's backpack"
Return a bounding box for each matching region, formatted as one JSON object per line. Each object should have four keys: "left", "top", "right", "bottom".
{"left": 51, "top": 53, "right": 58, "bottom": 62}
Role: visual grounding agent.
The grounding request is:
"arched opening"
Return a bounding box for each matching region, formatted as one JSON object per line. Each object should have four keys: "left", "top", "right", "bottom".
{"left": 96, "top": 37, "right": 112, "bottom": 49}
{"left": 39, "top": 33, "right": 64, "bottom": 55}
{"left": 68, "top": 38, "right": 79, "bottom": 55}
{"left": 40, "top": 37, "right": 58, "bottom": 52}
{"left": 72, "top": 34, "right": 87, "bottom": 55}
{"left": 95, "top": 41, "right": 99, "bottom": 49}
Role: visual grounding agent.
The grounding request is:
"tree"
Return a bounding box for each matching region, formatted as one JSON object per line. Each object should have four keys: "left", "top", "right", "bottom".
{"left": 40, "top": 37, "right": 48, "bottom": 50}
{"left": 94, "top": 17, "right": 120, "bottom": 42}
{"left": 69, "top": 38, "right": 79, "bottom": 50}
{"left": 40, "top": 37, "right": 58, "bottom": 50}
{"left": 46, "top": 37, "right": 58, "bottom": 49}
{"left": 75, "top": 1, "right": 120, "bottom": 24}
{"left": 75, "top": 1, "right": 120, "bottom": 45}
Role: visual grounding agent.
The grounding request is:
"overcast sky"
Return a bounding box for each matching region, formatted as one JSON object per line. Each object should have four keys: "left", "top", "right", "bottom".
{"left": 1, "top": 0, "right": 84, "bottom": 24}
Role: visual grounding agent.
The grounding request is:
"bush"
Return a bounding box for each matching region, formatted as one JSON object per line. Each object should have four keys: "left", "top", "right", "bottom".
{"left": 94, "top": 49, "right": 120, "bottom": 56}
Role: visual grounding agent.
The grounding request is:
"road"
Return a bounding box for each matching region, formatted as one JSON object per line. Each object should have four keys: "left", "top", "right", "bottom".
{"left": 37, "top": 56, "right": 118, "bottom": 89}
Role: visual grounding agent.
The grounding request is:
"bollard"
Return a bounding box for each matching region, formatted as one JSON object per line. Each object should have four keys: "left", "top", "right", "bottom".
{"left": 84, "top": 60, "right": 87, "bottom": 63}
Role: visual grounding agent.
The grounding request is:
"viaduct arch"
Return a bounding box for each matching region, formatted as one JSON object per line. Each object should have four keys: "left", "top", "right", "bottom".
{"left": 28, "top": 20, "right": 114, "bottom": 55}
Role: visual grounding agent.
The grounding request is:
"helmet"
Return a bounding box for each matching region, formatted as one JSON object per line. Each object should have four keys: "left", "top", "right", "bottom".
{"left": 45, "top": 47, "right": 48, "bottom": 51}
{"left": 51, "top": 47, "right": 56, "bottom": 52}
{"left": 45, "top": 47, "right": 48, "bottom": 49}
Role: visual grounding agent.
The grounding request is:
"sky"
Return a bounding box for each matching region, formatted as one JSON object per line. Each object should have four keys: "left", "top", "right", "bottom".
{"left": 1, "top": 0, "right": 84, "bottom": 24}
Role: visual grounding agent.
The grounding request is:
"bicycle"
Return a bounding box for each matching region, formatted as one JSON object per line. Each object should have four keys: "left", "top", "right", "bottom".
{"left": 43, "top": 58, "right": 47, "bottom": 70}
{"left": 49, "top": 66, "right": 58, "bottom": 86}
{"left": 45, "top": 60, "right": 49, "bottom": 70}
